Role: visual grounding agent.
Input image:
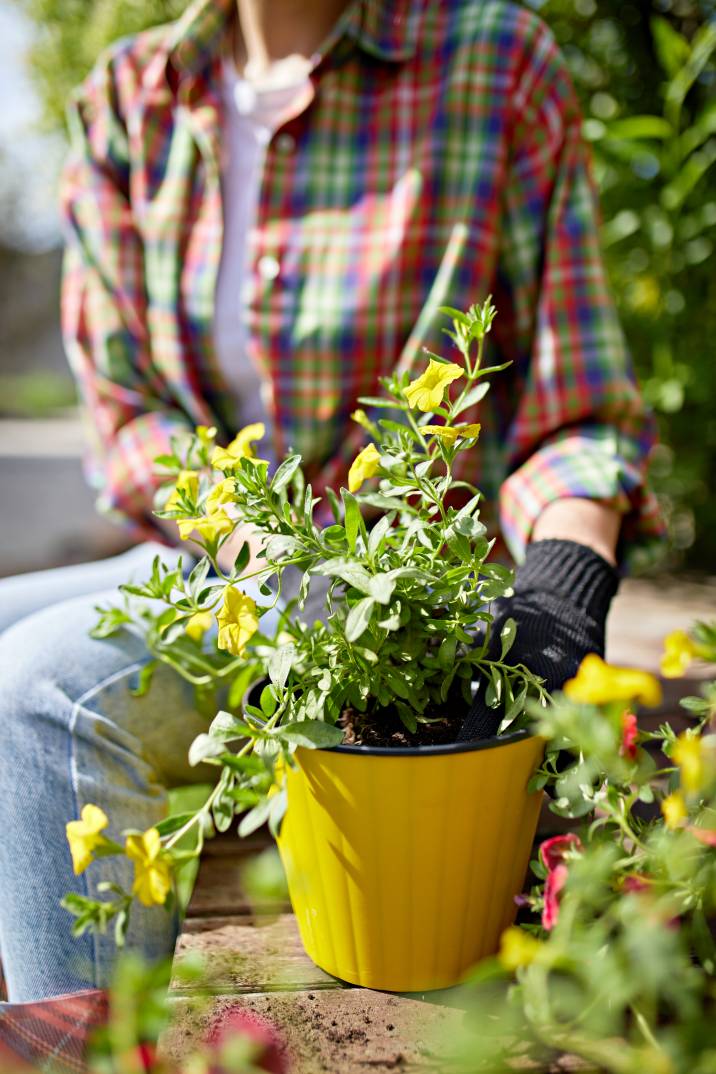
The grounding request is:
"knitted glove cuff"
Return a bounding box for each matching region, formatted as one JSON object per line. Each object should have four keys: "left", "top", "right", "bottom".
{"left": 515, "top": 539, "right": 619, "bottom": 625}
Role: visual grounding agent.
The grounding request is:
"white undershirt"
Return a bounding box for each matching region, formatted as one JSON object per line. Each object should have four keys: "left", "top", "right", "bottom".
{"left": 213, "top": 56, "right": 312, "bottom": 440}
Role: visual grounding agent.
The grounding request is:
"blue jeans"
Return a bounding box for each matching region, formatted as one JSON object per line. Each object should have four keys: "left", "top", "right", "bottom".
{"left": 0, "top": 544, "right": 275, "bottom": 1002}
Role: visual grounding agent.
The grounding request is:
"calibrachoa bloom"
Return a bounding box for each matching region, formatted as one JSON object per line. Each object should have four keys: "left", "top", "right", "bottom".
{"left": 661, "top": 792, "right": 688, "bottom": 830}
{"left": 661, "top": 629, "right": 699, "bottom": 678}
{"left": 216, "top": 587, "right": 259, "bottom": 656}
{"left": 166, "top": 470, "right": 200, "bottom": 540}
{"left": 404, "top": 359, "right": 463, "bottom": 411}
{"left": 185, "top": 610, "right": 213, "bottom": 642}
{"left": 421, "top": 422, "right": 481, "bottom": 444}
{"left": 564, "top": 653, "right": 662, "bottom": 708}
{"left": 125, "top": 828, "right": 172, "bottom": 907}
{"left": 620, "top": 710, "right": 639, "bottom": 760}
{"left": 498, "top": 926, "right": 544, "bottom": 970}
{"left": 672, "top": 733, "right": 709, "bottom": 795}
{"left": 348, "top": 443, "right": 381, "bottom": 493}
{"left": 211, "top": 423, "right": 266, "bottom": 472}
{"left": 687, "top": 827, "right": 716, "bottom": 847}
{"left": 540, "top": 833, "right": 582, "bottom": 931}
{"left": 66, "top": 804, "right": 110, "bottom": 875}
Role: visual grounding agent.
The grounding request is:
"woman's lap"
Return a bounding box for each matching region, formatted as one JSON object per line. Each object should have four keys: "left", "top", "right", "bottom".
{"left": 0, "top": 544, "right": 209, "bottom": 1001}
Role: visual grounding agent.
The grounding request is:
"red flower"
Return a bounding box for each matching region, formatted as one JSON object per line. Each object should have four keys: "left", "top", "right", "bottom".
{"left": 622, "top": 874, "right": 651, "bottom": 894}
{"left": 539, "top": 834, "right": 582, "bottom": 931}
{"left": 620, "top": 710, "right": 639, "bottom": 760}
{"left": 687, "top": 827, "right": 716, "bottom": 847}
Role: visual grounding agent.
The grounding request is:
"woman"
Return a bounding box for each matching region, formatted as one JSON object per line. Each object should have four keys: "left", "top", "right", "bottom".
{"left": 0, "top": 0, "right": 662, "bottom": 1003}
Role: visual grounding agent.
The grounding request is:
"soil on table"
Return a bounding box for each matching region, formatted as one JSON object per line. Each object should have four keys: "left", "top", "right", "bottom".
{"left": 337, "top": 704, "right": 464, "bottom": 748}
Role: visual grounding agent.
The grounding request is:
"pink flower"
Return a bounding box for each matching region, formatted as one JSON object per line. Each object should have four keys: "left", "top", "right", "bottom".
{"left": 539, "top": 834, "right": 582, "bottom": 931}
{"left": 687, "top": 827, "right": 716, "bottom": 847}
{"left": 622, "top": 874, "right": 651, "bottom": 894}
{"left": 620, "top": 710, "right": 639, "bottom": 760}
{"left": 203, "top": 1006, "right": 287, "bottom": 1074}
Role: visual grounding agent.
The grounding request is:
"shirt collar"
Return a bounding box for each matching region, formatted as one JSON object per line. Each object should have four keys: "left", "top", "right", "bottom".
{"left": 166, "top": 0, "right": 424, "bottom": 78}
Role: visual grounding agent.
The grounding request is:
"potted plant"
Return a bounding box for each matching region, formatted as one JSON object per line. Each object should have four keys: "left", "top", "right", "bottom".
{"left": 64, "top": 299, "right": 548, "bottom": 991}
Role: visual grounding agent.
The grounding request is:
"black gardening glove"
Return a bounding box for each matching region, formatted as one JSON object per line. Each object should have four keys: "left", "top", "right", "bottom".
{"left": 457, "top": 539, "right": 619, "bottom": 741}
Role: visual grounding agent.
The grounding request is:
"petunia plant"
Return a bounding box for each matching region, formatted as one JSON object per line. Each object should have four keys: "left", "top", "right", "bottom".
{"left": 62, "top": 298, "right": 548, "bottom": 940}
{"left": 453, "top": 621, "right": 716, "bottom": 1074}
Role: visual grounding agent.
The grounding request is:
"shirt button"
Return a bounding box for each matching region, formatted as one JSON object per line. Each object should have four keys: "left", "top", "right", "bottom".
{"left": 257, "top": 254, "right": 281, "bottom": 281}
{"left": 275, "top": 132, "right": 296, "bottom": 154}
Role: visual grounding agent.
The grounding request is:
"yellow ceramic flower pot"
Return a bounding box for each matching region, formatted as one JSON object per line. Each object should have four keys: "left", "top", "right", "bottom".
{"left": 276, "top": 730, "right": 544, "bottom": 992}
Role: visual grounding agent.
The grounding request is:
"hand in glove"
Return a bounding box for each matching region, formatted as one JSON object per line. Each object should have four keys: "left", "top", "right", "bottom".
{"left": 458, "top": 539, "right": 619, "bottom": 741}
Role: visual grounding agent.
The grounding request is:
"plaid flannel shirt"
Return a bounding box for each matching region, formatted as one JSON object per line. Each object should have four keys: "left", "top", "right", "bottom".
{"left": 60, "top": 0, "right": 663, "bottom": 561}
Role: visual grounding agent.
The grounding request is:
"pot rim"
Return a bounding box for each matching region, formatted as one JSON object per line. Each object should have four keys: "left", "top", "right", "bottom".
{"left": 321, "top": 726, "right": 536, "bottom": 757}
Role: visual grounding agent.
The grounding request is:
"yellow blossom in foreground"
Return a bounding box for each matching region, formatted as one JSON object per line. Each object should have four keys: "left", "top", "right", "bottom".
{"left": 661, "top": 630, "right": 699, "bottom": 679}
{"left": 125, "top": 829, "right": 172, "bottom": 907}
{"left": 211, "top": 423, "right": 266, "bottom": 471}
{"left": 421, "top": 422, "right": 482, "bottom": 444}
{"left": 672, "top": 734, "right": 709, "bottom": 796}
{"left": 185, "top": 611, "right": 213, "bottom": 642}
{"left": 66, "top": 804, "right": 110, "bottom": 875}
{"left": 661, "top": 792, "right": 688, "bottom": 830}
{"left": 404, "top": 359, "right": 463, "bottom": 412}
{"left": 216, "top": 587, "right": 259, "bottom": 656}
{"left": 192, "top": 510, "right": 234, "bottom": 543}
{"left": 498, "top": 926, "right": 543, "bottom": 971}
{"left": 564, "top": 653, "right": 662, "bottom": 708}
{"left": 348, "top": 443, "right": 381, "bottom": 493}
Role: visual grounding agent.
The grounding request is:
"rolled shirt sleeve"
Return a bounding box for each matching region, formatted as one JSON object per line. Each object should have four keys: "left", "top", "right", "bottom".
{"left": 493, "top": 17, "right": 664, "bottom": 566}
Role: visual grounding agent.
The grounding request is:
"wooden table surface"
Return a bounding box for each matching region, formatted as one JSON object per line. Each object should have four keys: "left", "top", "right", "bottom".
{"left": 162, "top": 577, "right": 715, "bottom": 1073}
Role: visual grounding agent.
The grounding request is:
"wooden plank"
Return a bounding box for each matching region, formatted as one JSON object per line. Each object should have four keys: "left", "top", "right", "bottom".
{"left": 606, "top": 577, "right": 715, "bottom": 674}
{"left": 185, "top": 853, "right": 291, "bottom": 919}
{"left": 172, "top": 914, "right": 342, "bottom": 995}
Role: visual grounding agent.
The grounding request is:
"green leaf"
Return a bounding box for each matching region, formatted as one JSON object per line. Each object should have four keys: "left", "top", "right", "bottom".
{"left": 238, "top": 797, "right": 273, "bottom": 838}
{"left": 270, "top": 454, "right": 302, "bottom": 494}
{"left": 651, "top": 15, "right": 690, "bottom": 78}
{"left": 314, "top": 559, "right": 373, "bottom": 595}
{"left": 368, "top": 574, "right": 395, "bottom": 606}
{"left": 279, "top": 720, "right": 345, "bottom": 748}
{"left": 342, "top": 489, "right": 362, "bottom": 553}
{"left": 130, "top": 660, "right": 157, "bottom": 698}
{"left": 268, "top": 788, "right": 288, "bottom": 837}
{"left": 154, "top": 812, "right": 196, "bottom": 837}
{"left": 260, "top": 684, "right": 278, "bottom": 718}
{"left": 605, "top": 115, "right": 673, "bottom": 141}
{"left": 188, "top": 733, "right": 227, "bottom": 767}
{"left": 438, "top": 635, "right": 457, "bottom": 671}
{"left": 452, "top": 381, "right": 490, "bottom": 417}
{"left": 499, "top": 618, "right": 517, "bottom": 661}
{"left": 266, "top": 534, "right": 301, "bottom": 560}
{"left": 367, "top": 514, "right": 394, "bottom": 560}
{"left": 485, "top": 667, "right": 503, "bottom": 709}
{"left": 345, "top": 596, "right": 375, "bottom": 642}
{"left": 268, "top": 644, "right": 296, "bottom": 690}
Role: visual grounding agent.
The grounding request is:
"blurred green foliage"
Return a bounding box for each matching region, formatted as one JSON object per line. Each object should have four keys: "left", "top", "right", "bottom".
{"left": 532, "top": 0, "right": 716, "bottom": 567}
{"left": 16, "top": 0, "right": 716, "bottom": 567}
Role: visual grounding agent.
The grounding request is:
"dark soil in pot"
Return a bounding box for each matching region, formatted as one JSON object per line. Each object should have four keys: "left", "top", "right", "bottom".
{"left": 337, "top": 704, "right": 463, "bottom": 748}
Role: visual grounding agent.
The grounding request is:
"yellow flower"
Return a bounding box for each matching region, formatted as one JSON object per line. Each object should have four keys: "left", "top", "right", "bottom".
{"left": 660, "top": 630, "right": 699, "bottom": 679}
{"left": 404, "top": 359, "right": 464, "bottom": 412}
{"left": 672, "top": 734, "right": 708, "bottom": 796}
{"left": 348, "top": 443, "right": 381, "bottom": 493}
{"left": 498, "top": 926, "right": 543, "bottom": 971}
{"left": 125, "top": 828, "right": 172, "bottom": 907}
{"left": 563, "top": 653, "right": 662, "bottom": 708}
{"left": 165, "top": 471, "right": 200, "bottom": 539}
{"left": 350, "top": 409, "right": 379, "bottom": 437}
{"left": 211, "top": 423, "right": 266, "bottom": 471}
{"left": 66, "top": 804, "right": 110, "bottom": 875}
{"left": 661, "top": 792, "right": 688, "bottom": 830}
{"left": 196, "top": 424, "right": 217, "bottom": 447}
{"left": 205, "top": 477, "right": 236, "bottom": 514}
{"left": 185, "top": 611, "right": 213, "bottom": 642}
{"left": 422, "top": 422, "right": 482, "bottom": 444}
{"left": 216, "top": 587, "right": 259, "bottom": 656}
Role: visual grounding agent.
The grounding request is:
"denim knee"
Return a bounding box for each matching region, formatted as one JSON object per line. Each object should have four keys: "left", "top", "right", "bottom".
{"left": 0, "top": 591, "right": 147, "bottom": 746}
